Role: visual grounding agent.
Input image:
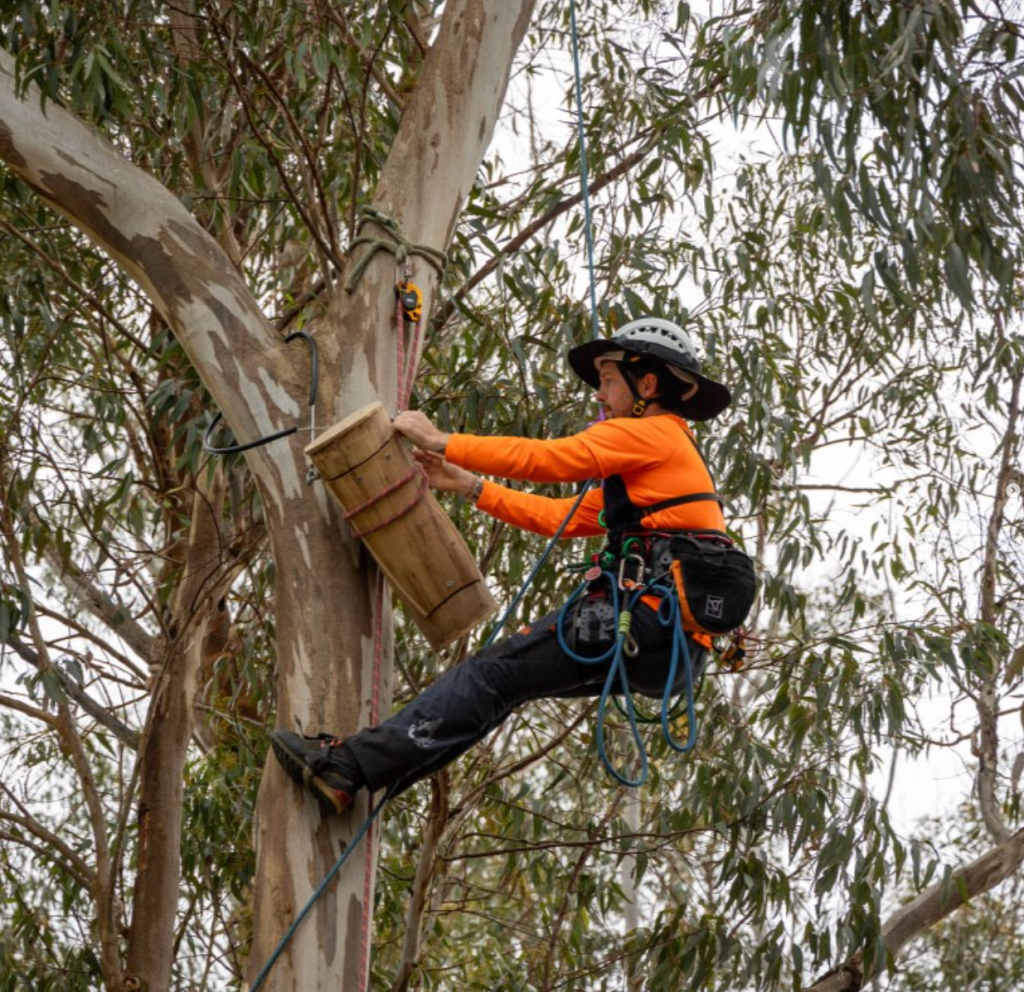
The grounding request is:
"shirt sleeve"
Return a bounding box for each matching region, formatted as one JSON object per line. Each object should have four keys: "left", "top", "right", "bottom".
{"left": 475, "top": 481, "right": 605, "bottom": 538}
{"left": 446, "top": 419, "right": 670, "bottom": 483}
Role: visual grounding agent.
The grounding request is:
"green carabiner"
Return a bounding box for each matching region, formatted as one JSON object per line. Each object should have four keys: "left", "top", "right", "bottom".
{"left": 622, "top": 537, "right": 642, "bottom": 558}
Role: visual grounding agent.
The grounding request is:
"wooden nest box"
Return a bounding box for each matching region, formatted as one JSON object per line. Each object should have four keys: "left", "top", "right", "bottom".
{"left": 306, "top": 402, "right": 497, "bottom": 650}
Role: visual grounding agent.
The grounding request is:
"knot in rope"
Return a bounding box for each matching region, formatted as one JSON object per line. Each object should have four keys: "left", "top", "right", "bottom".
{"left": 344, "top": 206, "right": 448, "bottom": 294}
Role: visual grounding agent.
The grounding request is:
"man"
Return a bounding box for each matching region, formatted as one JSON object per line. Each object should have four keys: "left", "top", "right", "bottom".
{"left": 271, "top": 317, "right": 733, "bottom": 814}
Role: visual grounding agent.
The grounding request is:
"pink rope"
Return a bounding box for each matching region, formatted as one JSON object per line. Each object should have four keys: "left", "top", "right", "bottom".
{"left": 343, "top": 466, "right": 420, "bottom": 521}
{"left": 359, "top": 570, "right": 386, "bottom": 988}
{"left": 358, "top": 270, "right": 424, "bottom": 990}
{"left": 395, "top": 283, "right": 421, "bottom": 411}
{"left": 347, "top": 472, "right": 427, "bottom": 540}
{"left": 399, "top": 315, "right": 422, "bottom": 410}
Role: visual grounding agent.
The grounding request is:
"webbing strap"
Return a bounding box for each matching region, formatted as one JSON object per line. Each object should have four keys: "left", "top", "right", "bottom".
{"left": 642, "top": 491, "right": 722, "bottom": 514}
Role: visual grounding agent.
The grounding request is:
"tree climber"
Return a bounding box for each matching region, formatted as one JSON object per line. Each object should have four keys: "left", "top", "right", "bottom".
{"left": 271, "top": 317, "right": 738, "bottom": 814}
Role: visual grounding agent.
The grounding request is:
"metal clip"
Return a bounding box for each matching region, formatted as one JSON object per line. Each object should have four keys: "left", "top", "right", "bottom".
{"left": 617, "top": 552, "right": 646, "bottom": 590}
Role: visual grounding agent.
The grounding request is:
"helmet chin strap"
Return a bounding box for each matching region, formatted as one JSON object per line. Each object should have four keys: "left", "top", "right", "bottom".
{"left": 621, "top": 365, "right": 650, "bottom": 417}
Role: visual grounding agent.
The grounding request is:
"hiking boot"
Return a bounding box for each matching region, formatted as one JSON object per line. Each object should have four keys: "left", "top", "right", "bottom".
{"left": 270, "top": 729, "right": 364, "bottom": 816}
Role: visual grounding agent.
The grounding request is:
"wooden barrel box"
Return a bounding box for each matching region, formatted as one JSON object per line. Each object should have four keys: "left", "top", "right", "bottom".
{"left": 306, "top": 402, "right": 496, "bottom": 650}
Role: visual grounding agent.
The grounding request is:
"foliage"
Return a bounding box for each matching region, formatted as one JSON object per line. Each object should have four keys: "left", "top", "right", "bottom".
{"left": 0, "top": 0, "right": 1023, "bottom": 990}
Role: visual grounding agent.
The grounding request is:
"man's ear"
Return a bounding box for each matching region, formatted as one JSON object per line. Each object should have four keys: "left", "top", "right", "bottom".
{"left": 639, "top": 371, "right": 660, "bottom": 399}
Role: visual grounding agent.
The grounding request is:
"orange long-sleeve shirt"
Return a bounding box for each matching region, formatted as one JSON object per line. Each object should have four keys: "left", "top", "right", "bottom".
{"left": 445, "top": 414, "right": 725, "bottom": 538}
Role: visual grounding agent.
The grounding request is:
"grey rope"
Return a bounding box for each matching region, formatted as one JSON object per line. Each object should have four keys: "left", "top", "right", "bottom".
{"left": 344, "top": 206, "right": 447, "bottom": 293}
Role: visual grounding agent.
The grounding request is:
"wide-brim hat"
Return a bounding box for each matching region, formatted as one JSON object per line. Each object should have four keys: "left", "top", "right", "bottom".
{"left": 567, "top": 318, "right": 732, "bottom": 421}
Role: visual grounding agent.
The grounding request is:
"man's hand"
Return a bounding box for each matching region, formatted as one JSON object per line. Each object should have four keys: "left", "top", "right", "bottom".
{"left": 393, "top": 411, "right": 450, "bottom": 453}
{"left": 412, "top": 450, "right": 478, "bottom": 496}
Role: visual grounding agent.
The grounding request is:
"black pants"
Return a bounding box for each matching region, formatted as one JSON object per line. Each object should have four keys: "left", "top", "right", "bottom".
{"left": 345, "top": 602, "right": 707, "bottom": 796}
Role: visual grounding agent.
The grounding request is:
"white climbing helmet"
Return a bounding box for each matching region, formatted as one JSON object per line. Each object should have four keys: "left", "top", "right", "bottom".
{"left": 567, "top": 316, "right": 731, "bottom": 420}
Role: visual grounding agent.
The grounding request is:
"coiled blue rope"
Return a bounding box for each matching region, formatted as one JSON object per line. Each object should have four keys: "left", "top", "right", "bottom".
{"left": 556, "top": 573, "right": 698, "bottom": 786}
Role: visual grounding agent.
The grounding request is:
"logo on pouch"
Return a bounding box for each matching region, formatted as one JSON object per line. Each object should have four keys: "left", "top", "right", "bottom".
{"left": 706, "top": 595, "right": 724, "bottom": 619}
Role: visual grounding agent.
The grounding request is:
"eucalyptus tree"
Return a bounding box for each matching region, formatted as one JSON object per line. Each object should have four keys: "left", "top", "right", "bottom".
{"left": 0, "top": 2, "right": 1023, "bottom": 992}
{"left": 0, "top": 1, "right": 536, "bottom": 989}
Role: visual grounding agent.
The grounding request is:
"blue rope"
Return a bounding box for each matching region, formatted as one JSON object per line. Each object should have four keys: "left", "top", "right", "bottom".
{"left": 482, "top": 480, "right": 594, "bottom": 648}
{"left": 483, "top": 2, "right": 605, "bottom": 647}
{"left": 569, "top": 0, "right": 601, "bottom": 341}
{"left": 555, "top": 574, "right": 698, "bottom": 786}
{"left": 248, "top": 785, "right": 396, "bottom": 991}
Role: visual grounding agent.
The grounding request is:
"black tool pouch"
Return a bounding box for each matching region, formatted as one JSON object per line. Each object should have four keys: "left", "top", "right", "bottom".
{"left": 667, "top": 533, "right": 757, "bottom": 637}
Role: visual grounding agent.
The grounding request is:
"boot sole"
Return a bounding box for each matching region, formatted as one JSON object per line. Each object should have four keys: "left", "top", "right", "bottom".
{"left": 270, "top": 730, "right": 354, "bottom": 817}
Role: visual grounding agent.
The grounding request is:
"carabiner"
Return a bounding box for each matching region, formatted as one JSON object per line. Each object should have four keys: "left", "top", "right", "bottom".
{"left": 617, "top": 552, "right": 646, "bottom": 590}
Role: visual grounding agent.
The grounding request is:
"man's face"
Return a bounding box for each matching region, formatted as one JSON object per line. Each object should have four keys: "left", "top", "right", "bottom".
{"left": 595, "top": 360, "right": 637, "bottom": 418}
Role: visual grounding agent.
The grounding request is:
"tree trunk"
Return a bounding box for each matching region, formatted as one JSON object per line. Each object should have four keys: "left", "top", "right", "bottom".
{"left": 249, "top": 5, "right": 535, "bottom": 988}
{"left": 125, "top": 471, "right": 232, "bottom": 990}
{"left": 0, "top": 3, "right": 535, "bottom": 988}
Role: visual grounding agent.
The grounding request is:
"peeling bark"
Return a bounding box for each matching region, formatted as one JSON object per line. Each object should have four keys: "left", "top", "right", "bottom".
{"left": 0, "top": 51, "right": 303, "bottom": 495}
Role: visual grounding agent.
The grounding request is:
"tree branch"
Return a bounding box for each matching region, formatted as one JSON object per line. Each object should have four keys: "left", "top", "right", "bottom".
{"left": 0, "top": 689, "right": 57, "bottom": 727}
{"left": 975, "top": 363, "right": 1023, "bottom": 843}
{"left": 0, "top": 489, "right": 124, "bottom": 989}
{"left": 5, "top": 632, "right": 140, "bottom": 749}
{"left": 428, "top": 72, "right": 728, "bottom": 335}
{"left": 0, "top": 49, "right": 305, "bottom": 492}
{"left": 391, "top": 773, "right": 450, "bottom": 992}
{"left": 0, "top": 806, "right": 96, "bottom": 890}
{"left": 806, "top": 826, "right": 1024, "bottom": 991}
{"left": 40, "top": 544, "right": 155, "bottom": 664}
